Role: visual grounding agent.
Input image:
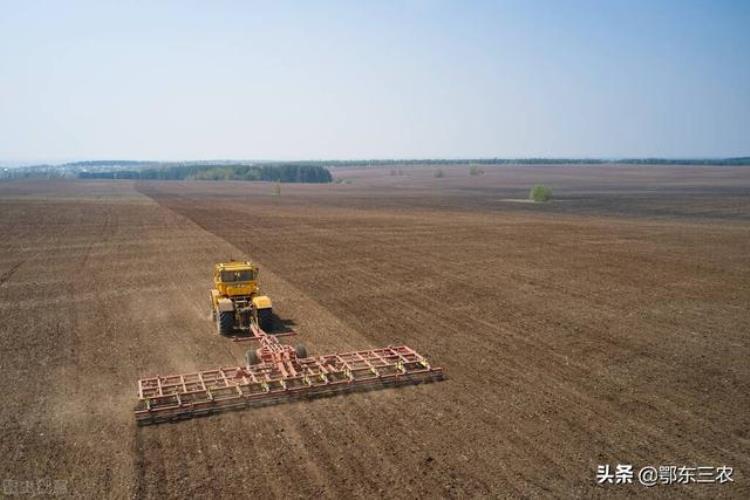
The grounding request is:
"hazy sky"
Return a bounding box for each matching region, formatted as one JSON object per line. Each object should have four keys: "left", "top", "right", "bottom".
{"left": 1, "top": 0, "right": 748, "bottom": 162}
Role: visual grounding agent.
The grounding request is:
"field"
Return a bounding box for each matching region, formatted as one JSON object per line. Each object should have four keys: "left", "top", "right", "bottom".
{"left": 1, "top": 165, "right": 748, "bottom": 497}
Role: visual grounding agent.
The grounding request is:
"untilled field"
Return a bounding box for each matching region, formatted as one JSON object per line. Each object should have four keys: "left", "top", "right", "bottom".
{"left": 1, "top": 166, "right": 748, "bottom": 497}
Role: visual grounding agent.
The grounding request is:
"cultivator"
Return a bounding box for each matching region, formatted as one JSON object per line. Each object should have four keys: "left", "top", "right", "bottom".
{"left": 135, "top": 324, "right": 443, "bottom": 425}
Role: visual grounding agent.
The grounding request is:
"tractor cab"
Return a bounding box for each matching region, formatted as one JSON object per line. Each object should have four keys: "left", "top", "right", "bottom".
{"left": 213, "top": 261, "right": 259, "bottom": 297}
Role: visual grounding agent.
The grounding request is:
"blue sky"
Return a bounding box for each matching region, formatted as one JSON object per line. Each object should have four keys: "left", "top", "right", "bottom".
{"left": 0, "top": 0, "right": 748, "bottom": 162}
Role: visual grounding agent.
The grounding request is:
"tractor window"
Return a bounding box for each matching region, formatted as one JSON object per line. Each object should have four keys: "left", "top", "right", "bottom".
{"left": 221, "top": 270, "right": 253, "bottom": 282}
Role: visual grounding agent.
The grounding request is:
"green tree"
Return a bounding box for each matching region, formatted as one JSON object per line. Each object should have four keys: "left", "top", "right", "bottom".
{"left": 529, "top": 184, "right": 553, "bottom": 202}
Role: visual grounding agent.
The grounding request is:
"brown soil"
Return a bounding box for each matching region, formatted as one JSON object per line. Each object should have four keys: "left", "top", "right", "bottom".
{"left": 1, "top": 166, "right": 748, "bottom": 497}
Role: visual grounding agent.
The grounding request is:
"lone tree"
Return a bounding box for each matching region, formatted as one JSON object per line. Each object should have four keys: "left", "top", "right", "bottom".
{"left": 434, "top": 169, "right": 445, "bottom": 178}
{"left": 529, "top": 184, "right": 552, "bottom": 202}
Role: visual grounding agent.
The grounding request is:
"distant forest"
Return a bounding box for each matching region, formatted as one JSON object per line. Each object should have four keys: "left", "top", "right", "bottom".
{"left": 2, "top": 157, "right": 749, "bottom": 182}
{"left": 311, "top": 157, "right": 750, "bottom": 166}
{"left": 78, "top": 163, "right": 333, "bottom": 183}
{"left": 50, "top": 157, "right": 750, "bottom": 170}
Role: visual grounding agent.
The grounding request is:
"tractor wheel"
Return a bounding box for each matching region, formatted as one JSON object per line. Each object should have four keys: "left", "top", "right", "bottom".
{"left": 295, "top": 344, "right": 308, "bottom": 359}
{"left": 217, "top": 311, "right": 234, "bottom": 336}
{"left": 245, "top": 349, "right": 260, "bottom": 366}
{"left": 258, "top": 308, "right": 273, "bottom": 332}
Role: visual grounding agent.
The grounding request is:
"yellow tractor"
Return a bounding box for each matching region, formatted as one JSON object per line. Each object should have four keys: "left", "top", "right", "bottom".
{"left": 210, "top": 260, "right": 273, "bottom": 335}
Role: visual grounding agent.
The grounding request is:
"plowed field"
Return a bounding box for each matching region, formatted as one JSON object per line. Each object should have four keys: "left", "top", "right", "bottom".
{"left": 1, "top": 165, "right": 748, "bottom": 497}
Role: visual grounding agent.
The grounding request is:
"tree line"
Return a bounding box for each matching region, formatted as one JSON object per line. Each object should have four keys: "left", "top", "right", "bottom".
{"left": 314, "top": 157, "right": 750, "bottom": 166}
{"left": 78, "top": 163, "right": 333, "bottom": 183}
{"left": 4, "top": 157, "right": 749, "bottom": 182}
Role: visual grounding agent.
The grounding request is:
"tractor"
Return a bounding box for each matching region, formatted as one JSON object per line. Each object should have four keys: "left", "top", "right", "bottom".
{"left": 210, "top": 260, "right": 273, "bottom": 335}
{"left": 135, "top": 260, "right": 444, "bottom": 424}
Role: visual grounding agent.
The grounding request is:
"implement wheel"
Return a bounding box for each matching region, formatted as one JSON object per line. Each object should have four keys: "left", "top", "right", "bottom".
{"left": 258, "top": 308, "right": 273, "bottom": 332}
{"left": 217, "top": 311, "right": 234, "bottom": 336}
{"left": 295, "top": 344, "right": 308, "bottom": 359}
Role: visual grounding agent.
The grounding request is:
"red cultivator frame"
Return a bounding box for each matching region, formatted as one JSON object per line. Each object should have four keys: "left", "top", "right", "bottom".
{"left": 135, "top": 324, "right": 443, "bottom": 425}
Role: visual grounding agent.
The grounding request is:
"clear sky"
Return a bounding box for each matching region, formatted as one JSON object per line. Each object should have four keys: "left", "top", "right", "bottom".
{"left": 1, "top": 0, "right": 748, "bottom": 162}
